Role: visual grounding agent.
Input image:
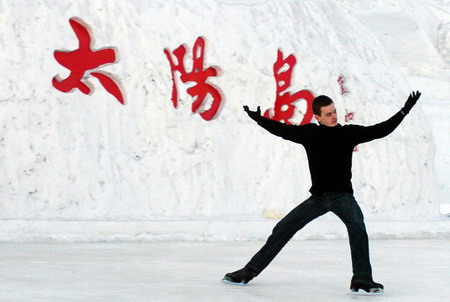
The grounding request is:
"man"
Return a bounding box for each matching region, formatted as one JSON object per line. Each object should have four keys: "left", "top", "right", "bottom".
{"left": 223, "top": 91, "right": 421, "bottom": 294}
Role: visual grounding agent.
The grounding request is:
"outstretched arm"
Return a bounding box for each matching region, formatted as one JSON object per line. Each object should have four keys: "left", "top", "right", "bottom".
{"left": 243, "top": 105, "right": 313, "bottom": 143}
{"left": 351, "top": 91, "right": 422, "bottom": 144}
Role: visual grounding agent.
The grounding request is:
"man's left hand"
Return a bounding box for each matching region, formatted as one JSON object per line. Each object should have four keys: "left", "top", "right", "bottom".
{"left": 401, "top": 91, "right": 421, "bottom": 115}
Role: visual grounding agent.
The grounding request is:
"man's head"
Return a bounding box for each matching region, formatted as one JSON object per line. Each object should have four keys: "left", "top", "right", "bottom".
{"left": 313, "top": 95, "right": 338, "bottom": 127}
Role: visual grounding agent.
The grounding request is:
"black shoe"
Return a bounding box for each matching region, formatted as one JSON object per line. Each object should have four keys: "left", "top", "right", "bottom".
{"left": 223, "top": 266, "right": 256, "bottom": 285}
{"left": 350, "top": 275, "right": 384, "bottom": 294}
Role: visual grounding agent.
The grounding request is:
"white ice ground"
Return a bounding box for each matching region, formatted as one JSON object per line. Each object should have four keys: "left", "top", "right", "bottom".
{"left": 1, "top": 240, "right": 449, "bottom": 301}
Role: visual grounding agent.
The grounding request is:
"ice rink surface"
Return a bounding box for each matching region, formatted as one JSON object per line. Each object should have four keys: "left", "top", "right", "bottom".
{"left": 1, "top": 239, "right": 449, "bottom": 301}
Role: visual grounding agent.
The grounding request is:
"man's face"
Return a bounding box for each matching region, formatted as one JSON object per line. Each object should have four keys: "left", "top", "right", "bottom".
{"left": 315, "top": 103, "right": 338, "bottom": 127}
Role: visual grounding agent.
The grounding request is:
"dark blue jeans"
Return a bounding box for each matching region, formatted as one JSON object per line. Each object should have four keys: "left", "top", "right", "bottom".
{"left": 246, "top": 193, "right": 372, "bottom": 278}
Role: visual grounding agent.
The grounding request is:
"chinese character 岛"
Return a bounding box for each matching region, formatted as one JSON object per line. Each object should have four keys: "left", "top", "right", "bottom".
{"left": 264, "top": 50, "right": 314, "bottom": 125}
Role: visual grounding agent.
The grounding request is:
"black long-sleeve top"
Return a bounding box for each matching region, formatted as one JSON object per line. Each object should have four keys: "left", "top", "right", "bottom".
{"left": 250, "top": 111, "right": 405, "bottom": 195}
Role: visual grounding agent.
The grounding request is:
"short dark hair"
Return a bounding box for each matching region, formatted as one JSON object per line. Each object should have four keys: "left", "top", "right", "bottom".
{"left": 312, "top": 95, "right": 334, "bottom": 116}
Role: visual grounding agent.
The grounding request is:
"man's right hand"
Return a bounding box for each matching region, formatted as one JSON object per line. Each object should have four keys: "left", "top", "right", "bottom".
{"left": 243, "top": 105, "right": 261, "bottom": 120}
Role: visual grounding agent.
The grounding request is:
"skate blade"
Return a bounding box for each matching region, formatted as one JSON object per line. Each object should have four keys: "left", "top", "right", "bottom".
{"left": 350, "top": 288, "right": 384, "bottom": 295}
{"left": 222, "top": 277, "right": 247, "bottom": 286}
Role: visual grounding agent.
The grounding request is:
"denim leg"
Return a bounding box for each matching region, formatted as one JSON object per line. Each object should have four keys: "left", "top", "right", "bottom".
{"left": 330, "top": 194, "right": 372, "bottom": 277}
{"left": 246, "top": 196, "right": 327, "bottom": 275}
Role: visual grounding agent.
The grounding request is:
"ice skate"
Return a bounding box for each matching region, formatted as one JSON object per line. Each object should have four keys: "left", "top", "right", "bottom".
{"left": 350, "top": 275, "right": 384, "bottom": 295}
{"left": 222, "top": 267, "right": 256, "bottom": 285}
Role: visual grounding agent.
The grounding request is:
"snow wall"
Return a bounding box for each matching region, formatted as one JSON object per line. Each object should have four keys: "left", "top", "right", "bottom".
{"left": 0, "top": 0, "right": 449, "bottom": 242}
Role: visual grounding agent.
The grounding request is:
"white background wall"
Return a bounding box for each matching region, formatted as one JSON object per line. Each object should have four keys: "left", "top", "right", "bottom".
{"left": 0, "top": 0, "right": 449, "bottom": 241}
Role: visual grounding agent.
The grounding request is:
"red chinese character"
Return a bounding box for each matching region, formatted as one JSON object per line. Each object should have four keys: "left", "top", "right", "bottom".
{"left": 164, "top": 37, "right": 222, "bottom": 121}
{"left": 345, "top": 111, "right": 358, "bottom": 151}
{"left": 52, "top": 17, "right": 125, "bottom": 105}
{"left": 264, "top": 50, "right": 314, "bottom": 125}
{"left": 345, "top": 112, "right": 354, "bottom": 122}
{"left": 337, "top": 75, "right": 349, "bottom": 95}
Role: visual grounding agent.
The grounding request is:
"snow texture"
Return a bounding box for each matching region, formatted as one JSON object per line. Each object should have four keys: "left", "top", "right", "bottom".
{"left": 0, "top": 0, "right": 449, "bottom": 241}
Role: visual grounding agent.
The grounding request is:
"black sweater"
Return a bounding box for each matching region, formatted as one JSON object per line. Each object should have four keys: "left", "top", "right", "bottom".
{"left": 250, "top": 111, "right": 405, "bottom": 194}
